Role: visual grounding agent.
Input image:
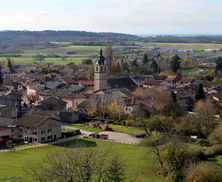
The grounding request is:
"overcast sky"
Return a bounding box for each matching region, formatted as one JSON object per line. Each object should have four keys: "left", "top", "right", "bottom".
{"left": 0, "top": 0, "right": 221, "bottom": 35}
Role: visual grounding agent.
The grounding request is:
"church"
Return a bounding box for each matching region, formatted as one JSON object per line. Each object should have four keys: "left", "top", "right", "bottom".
{"left": 94, "top": 49, "right": 139, "bottom": 92}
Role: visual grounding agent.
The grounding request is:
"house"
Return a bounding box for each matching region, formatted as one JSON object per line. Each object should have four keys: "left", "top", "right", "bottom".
{"left": 142, "top": 80, "right": 164, "bottom": 88}
{"left": 179, "top": 78, "right": 196, "bottom": 86}
{"left": 56, "top": 93, "right": 90, "bottom": 111}
{"left": 13, "top": 114, "right": 62, "bottom": 143}
{"left": 0, "top": 118, "right": 17, "bottom": 138}
{"left": 107, "top": 77, "right": 139, "bottom": 92}
{"left": 59, "top": 111, "right": 80, "bottom": 123}
{"left": 123, "top": 97, "right": 153, "bottom": 115}
{"left": 0, "top": 95, "right": 22, "bottom": 118}
{"left": 37, "top": 97, "right": 67, "bottom": 111}
{"left": 164, "top": 75, "right": 181, "bottom": 85}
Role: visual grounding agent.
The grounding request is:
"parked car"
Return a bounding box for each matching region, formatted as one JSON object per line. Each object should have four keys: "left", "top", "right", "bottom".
{"left": 88, "top": 133, "right": 108, "bottom": 140}
{"left": 99, "top": 134, "right": 108, "bottom": 140}
{"left": 135, "top": 134, "right": 146, "bottom": 138}
{"left": 89, "top": 133, "right": 98, "bottom": 138}
{"left": 73, "top": 129, "right": 81, "bottom": 135}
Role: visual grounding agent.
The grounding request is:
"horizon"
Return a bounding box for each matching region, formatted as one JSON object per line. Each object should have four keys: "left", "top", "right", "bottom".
{"left": 0, "top": 0, "right": 222, "bottom": 34}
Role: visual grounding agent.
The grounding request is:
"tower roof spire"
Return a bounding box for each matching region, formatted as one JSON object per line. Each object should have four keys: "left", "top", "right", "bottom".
{"left": 99, "top": 48, "right": 103, "bottom": 56}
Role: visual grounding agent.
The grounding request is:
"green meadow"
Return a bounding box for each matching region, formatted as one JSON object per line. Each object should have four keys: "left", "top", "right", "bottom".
{"left": 0, "top": 57, "right": 84, "bottom": 65}
{"left": 0, "top": 138, "right": 164, "bottom": 182}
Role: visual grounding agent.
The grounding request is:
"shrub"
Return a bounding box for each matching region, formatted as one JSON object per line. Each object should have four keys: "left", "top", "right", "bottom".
{"left": 196, "top": 139, "right": 210, "bottom": 147}
{"left": 185, "top": 162, "right": 222, "bottom": 182}
{"left": 209, "top": 126, "right": 222, "bottom": 144}
{"left": 204, "top": 145, "right": 222, "bottom": 157}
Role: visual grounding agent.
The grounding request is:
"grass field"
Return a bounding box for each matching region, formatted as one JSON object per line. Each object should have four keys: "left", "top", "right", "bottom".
{"left": 65, "top": 123, "right": 103, "bottom": 132}
{"left": 109, "top": 124, "right": 145, "bottom": 135}
{"left": 0, "top": 138, "right": 164, "bottom": 182}
{"left": 0, "top": 57, "right": 83, "bottom": 65}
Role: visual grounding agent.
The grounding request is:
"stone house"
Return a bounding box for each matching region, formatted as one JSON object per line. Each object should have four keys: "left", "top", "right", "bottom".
{"left": 56, "top": 93, "right": 89, "bottom": 111}
{"left": 37, "top": 97, "right": 67, "bottom": 111}
{"left": 123, "top": 97, "right": 153, "bottom": 115}
{"left": 0, "top": 118, "right": 17, "bottom": 138}
{"left": 13, "top": 114, "right": 62, "bottom": 143}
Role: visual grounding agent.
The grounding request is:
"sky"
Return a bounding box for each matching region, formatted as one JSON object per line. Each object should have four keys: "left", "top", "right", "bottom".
{"left": 0, "top": 0, "right": 222, "bottom": 35}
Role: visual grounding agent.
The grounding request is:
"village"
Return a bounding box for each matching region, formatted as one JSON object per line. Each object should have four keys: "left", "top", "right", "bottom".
{"left": 0, "top": 47, "right": 220, "bottom": 148}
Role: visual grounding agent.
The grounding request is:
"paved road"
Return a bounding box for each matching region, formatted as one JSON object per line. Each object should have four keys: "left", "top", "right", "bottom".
{"left": 0, "top": 126, "right": 142, "bottom": 152}
{"left": 64, "top": 126, "right": 142, "bottom": 145}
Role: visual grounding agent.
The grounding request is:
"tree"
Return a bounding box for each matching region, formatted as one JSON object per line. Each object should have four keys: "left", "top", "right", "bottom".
{"left": 147, "top": 115, "right": 174, "bottom": 134}
{"left": 28, "top": 148, "right": 125, "bottom": 182}
{"left": 106, "top": 156, "right": 126, "bottom": 182}
{"left": 0, "top": 65, "right": 4, "bottom": 85}
{"left": 34, "top": 53, "right": 45, "bottom": 62}
{"left": 170, "top": 54, "right": 181, "bottom": 73}
{"left": 209, "top": 125, "right": 222, "bottom": 144}
{"left": 162, "top": 91, "right": 181, "bottom": 118}
{"left": 214, "top": 57, "right": 222, "bottom": 75}
{"left": 150, "top": 59, "right": 160, "bottom": 74}
{"left": 131, "top": 59, "right": 138, "bottom": 67}
{"left": 26, "top": 91, "right": 39, "bottom": 106}
{"left": 132, "top": 105, "right": 150, "bottom": 135}
{"left": 8, "top": 58, "right": 16, "bottom": 73}
{"left": 82, "top": 59, "right": 93, "bottom": 65}
{"left": 143, "top": 53, "right": 149, "bottom": 64}
{"left": 186, "top": 162, "right": 222, "bottom": 182}
{"left": 104, "top": 46, "right": 113, "bottom": 61}
{"left": 194, "top": 99, "right": 217, "bottom": 137}
{"left": 195, "top": 83, "right": 205, "bottom": 101}
{"left": 86, "top": 65, "right": 94, "bottom": 79}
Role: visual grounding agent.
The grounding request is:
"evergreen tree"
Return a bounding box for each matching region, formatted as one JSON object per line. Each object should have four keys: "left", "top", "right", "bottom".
{"left": 82, "top": 59, "right": 93, "bottom": 64}
{"left": 150, "top": 59, "right": 160, "bottom": 74}
{"left": 143, "top": 53, "right": 149, "bottom": 64}
{"left": 0, "top": 65, "right": 3, "bottom": 85}
{"left": 131, "top": 59, "right": 138, "bottom": 67}
{"left": 162, "top": 91, "right": 181, "bottom": 118}
{"left": 214, "top": 57, "right": 222, "bottom": 75}
{"left": 195, "top": 83, "right": 205, "bottom": 101}
{"left": 106, "top": 156, "right": 126, "bottom": 182}
{"left": 121, "top": 62, "right": 129, "bottom": 75}
{"left": 170, "top": 54, "right": 181, "bottom": 73}
{"left": 7, "top": 58, "right": 16, "bottom": 73}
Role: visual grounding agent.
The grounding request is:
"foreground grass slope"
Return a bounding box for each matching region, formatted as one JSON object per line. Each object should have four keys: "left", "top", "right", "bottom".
{"left": 0, "top": 138, "right": 163, "bottom": 182}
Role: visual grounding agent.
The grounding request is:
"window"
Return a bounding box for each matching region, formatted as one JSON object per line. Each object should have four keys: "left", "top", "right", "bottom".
{"left": 96, "top": 67, "right": 99, "bottom": 71}
{"left": 100, "top": 67, "right": 103, "bottom": 72}
{"left": 48, "top": 129, "right": 52, "bottom": 133}
{"left": 41, "top": 137, "right": 46, "bottom": 142}
{"left": 11, "top": 129, "right": 14, "bottom": 133}
{"left": 34, "top": 138, "right": 37, "bottom": 142}
{"left": 41, "top": 130, "right": 45, "bottom": 134}
{"left": 47, "top": 135, "right": 53, "bottom": 140}
{"left": 32, "top": 131, "right": 37, "bottom": 135}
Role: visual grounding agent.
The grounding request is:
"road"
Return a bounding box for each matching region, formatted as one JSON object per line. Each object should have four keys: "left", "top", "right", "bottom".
{"left": 0, "top": 126, "right": 142, "bottom": 152}
{"left": 64, "top": 126, "right": 142, "bottom": 145}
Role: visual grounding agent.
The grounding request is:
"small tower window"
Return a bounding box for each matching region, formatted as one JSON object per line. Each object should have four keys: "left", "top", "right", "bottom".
{"left": 100, "top": 67, "right": 103, "bottom": 72}
{"left": 96, "top": 67, "right": 99, "bottom": 71}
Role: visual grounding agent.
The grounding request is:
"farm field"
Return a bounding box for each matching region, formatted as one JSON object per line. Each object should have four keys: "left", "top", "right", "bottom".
{"left": 151, "top": 42, "right": 222, "bottom": 50}
{"left": 0, "top": 138, "right": 164, "bottom": 182}
{"left": 0, "top": 57, "right": 84, "bottom": 65}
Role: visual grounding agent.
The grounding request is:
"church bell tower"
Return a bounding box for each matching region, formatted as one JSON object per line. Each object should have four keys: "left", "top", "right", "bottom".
{"left": 94, "top": 49, "right": 107, "bottom": 91}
